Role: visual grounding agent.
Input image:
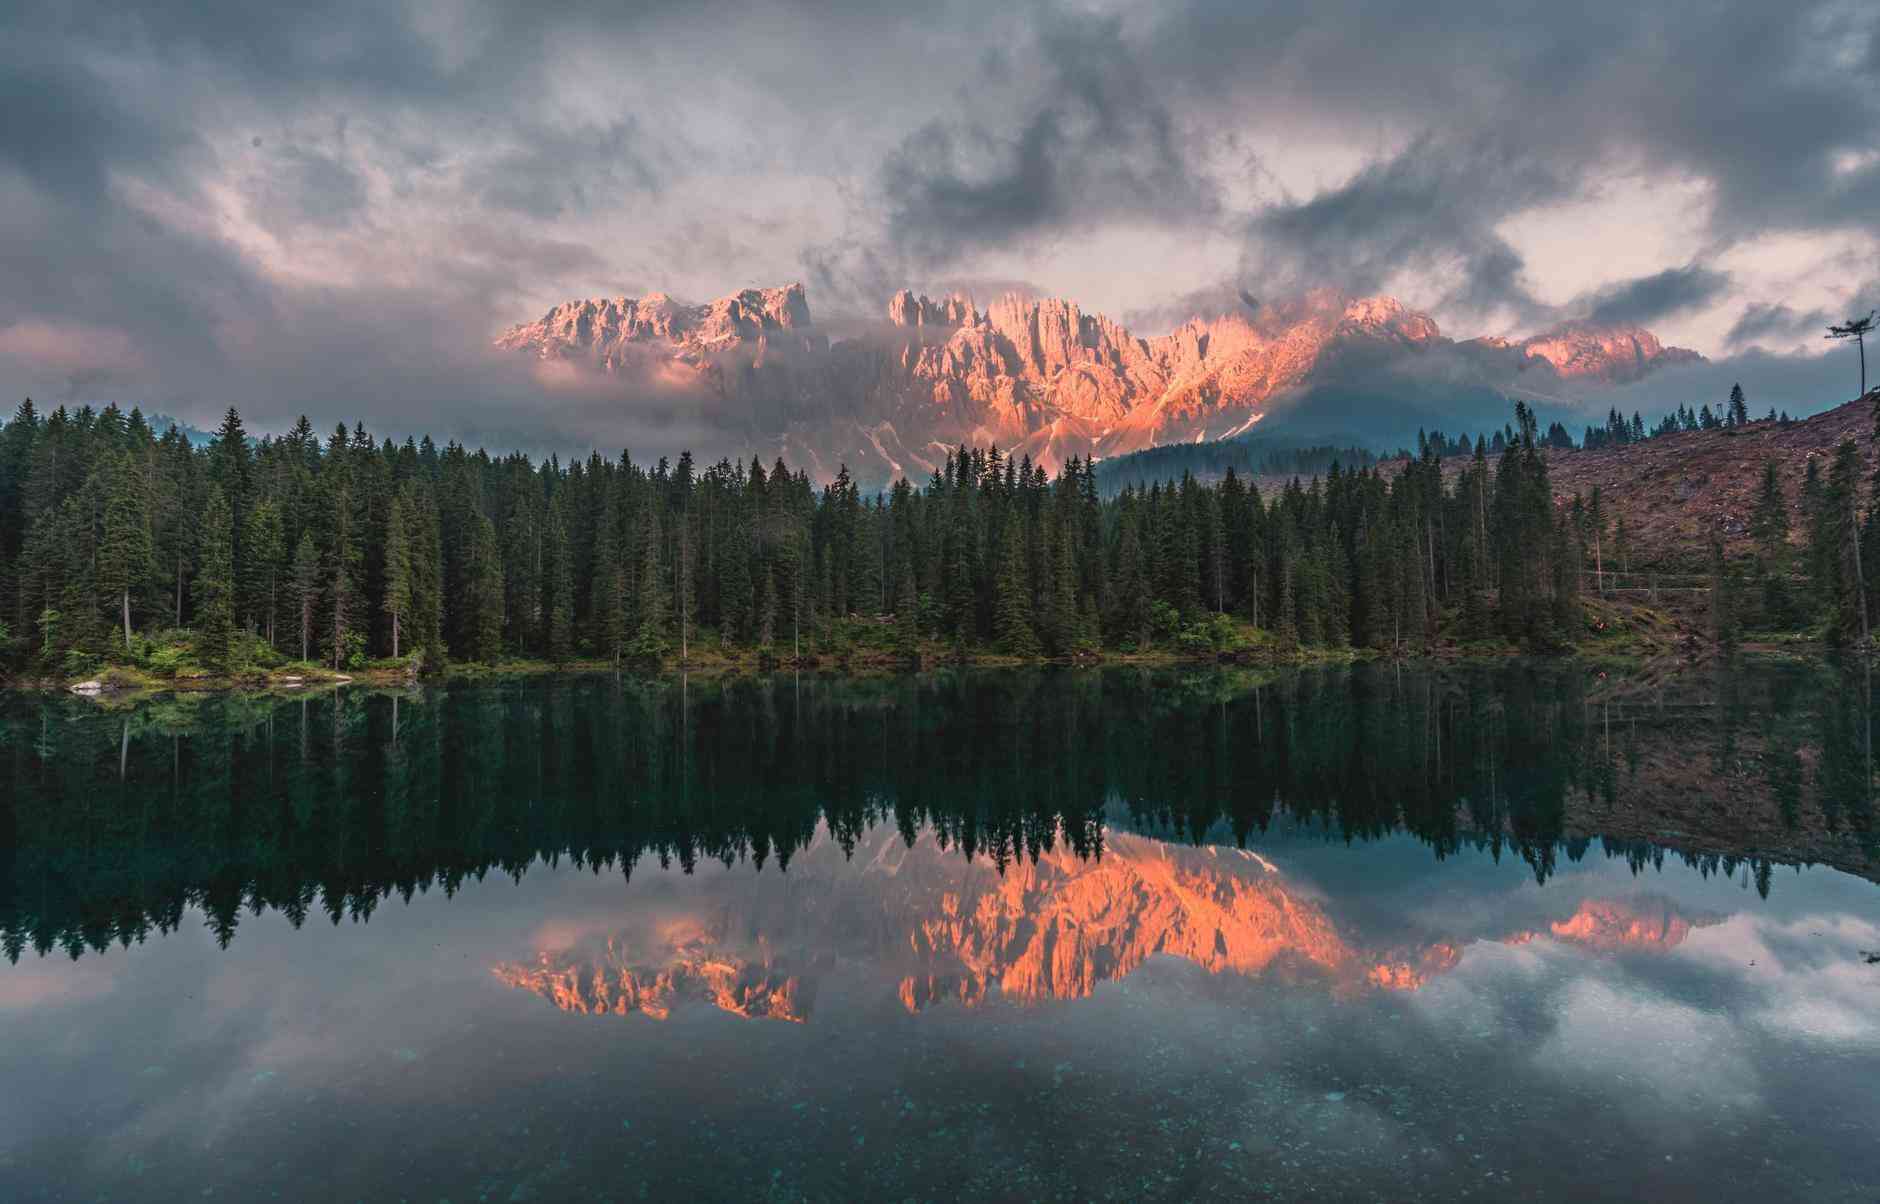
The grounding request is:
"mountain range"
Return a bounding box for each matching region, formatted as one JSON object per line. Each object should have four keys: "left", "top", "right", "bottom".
{"left": 496, "top": 284, "right": 1701, "bottom": 482}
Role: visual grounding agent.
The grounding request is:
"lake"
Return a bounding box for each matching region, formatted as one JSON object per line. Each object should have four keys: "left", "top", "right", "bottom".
{"left": 3, "top": 665, "right": 1877, "bottom": 1201}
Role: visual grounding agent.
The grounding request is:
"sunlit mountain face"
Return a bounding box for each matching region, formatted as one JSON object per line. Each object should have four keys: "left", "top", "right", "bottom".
{"left": 495, "top": 285, "right": 1699, "bottom": 481}
{"left": 493, "top": 826, "right": 1724, "bottom": 1023}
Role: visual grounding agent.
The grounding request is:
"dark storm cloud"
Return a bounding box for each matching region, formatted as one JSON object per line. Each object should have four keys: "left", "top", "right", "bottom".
{"left": 1120, "top": 282, "right": 1262, "bottom": 335}
{"left": 878, "top": 7, "right": 1220, "bottom": 264}
{"left": 467, "top": 122, "right": 662, "bottom": 219}
{"left": 1726, "top": 303, "right": 1835, "bottom": 349}
{"left": 1581, "top": 266, "right": 1732, "bottom": 328}
{"left": 856, "top": 0, "right": 1877, "bottom": 329}
{"left": 4, "top": 0, "right": 1879, "bottom": 460}
{"left": 1238, "top": 137, "right": 1562, "bottom": 321}
{"left": 1595, "top": 348, "right": 1869, "bottom": 416}
{"left": 248, "top": 144, "right": 370, "bottom": 232}
{"left": 0, "top": 0, "right": 685, "bottom": 449}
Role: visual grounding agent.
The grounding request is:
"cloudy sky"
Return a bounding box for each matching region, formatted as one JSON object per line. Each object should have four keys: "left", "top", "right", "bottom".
{"left": 3, "top": 0, "right": 1877, "bottom": 451}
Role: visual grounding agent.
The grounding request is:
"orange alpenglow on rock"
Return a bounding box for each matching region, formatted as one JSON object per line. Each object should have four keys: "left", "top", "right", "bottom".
{"left": 492, "top": 830, "right": 1718, "bottom": 1022}
{"left": 1543, "top": 895, "right": 1717, "bottom": 951}
{"left": 494, "top": 284, "right": 1699, "bottom": 480}
{"left": 493, "top": 931, "right": 818, "bottom": 1023}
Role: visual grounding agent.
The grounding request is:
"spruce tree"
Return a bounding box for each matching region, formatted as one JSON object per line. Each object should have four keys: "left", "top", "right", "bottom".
{"left": 240, "top": 499, "right": 284, "bottom": 647}
{"left": 196, "top": 484, "right": 236, "bottom": 668}
{"left": 96, "top": 454, "right": 154, "bottom": 652}
{"left": 467, "top": 513, "right": 504, "bottom": 663}
{"left": 288, "top": 531, "right": 320, "bottom": 664}
{"left": 632, "top": 507, "right": 666, "bottom": 661}
{"left": 992, "top": 512, "right": 1038, "bottom": 655}
{"left": 1750, "top": 459, "right": 1791, "bottom": 627}
{"left": 326, "top": 486, "right": 361, "bottom": 671}
{"left": 1825, "top": 438, "right": 1870, "bottom": 645}
{"left": 545, "top": 497, "right": 574, "bottom": 662}
{"left": 591, "top": 507, "right": 625, "bottom": 665}
{"left": 383, "top": 493, "right": 412, "bottom": 660}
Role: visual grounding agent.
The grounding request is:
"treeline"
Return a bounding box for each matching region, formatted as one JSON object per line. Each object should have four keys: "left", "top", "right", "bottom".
{"left": 0, "top": 398, "right": 1619, "bottom": 672}
{"left": 1738, "top": 438, "right": 1876, "bottom": 645}
{"left": 8, "top": 663, "right": 1865, "bottom": 961}
{"left": 1579, "top": 383, "right": 1792, "bottom": 451}
{"left": 1093, "top": 437, "right": 1382, "bottom": 493}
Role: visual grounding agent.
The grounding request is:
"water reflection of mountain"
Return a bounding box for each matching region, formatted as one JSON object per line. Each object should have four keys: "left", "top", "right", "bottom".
{"left": 3, "top": 665, "right": 1871, "bottom": 962}
{"left": 495, "top": 828, "right": 1722, "bottom": 1023}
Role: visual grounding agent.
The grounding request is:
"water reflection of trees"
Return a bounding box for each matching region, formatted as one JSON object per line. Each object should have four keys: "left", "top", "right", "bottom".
{"left": 3, "top": 663, "right": 1874, "bottom": 961}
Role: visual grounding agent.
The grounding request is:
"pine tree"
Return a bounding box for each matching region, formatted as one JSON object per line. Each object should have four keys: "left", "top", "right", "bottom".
{"left": 591, "top": 506, "right": 626, "bottom": 666}
{"left": 893, "top": 564, "right": 919, "bottom": 656}
{"left": 1749, "top": 459, "right": 1791, "bottom": 628}
{"left": 196, "top": 484, "right": 236, "bottom": 668}
{"left": 290, "top": 531, "right": 320, "bottom": 663}
{"left": 673, "top": 507, "right": 695, "bottom": 663}
{"left": 1109, "top": 508, "right": 1151, "bottom": 648}
{"left": 239, "top": 499, "right": 284, "bottom": 646}
{"left": 631, "top": 506, "right": 666, "bottom": 662}
{"left": 1819, "top": 439, "right": 1869, "bottom": 644}
{"left": 720, "top": 508, "right": 753, "bottom": 641}
{"left": 545, "top": 497, "right": 574, "bottom": 662}
{"left": 96, "top": 454, "right": 154, "bottom": 652}
{"left": 1728, "top": 383, "right": 1749, "bottom": 428}
{"left": 1046, "top": 518, "right": 1080, "bottom": 656}
{"left": 467, "top": 513, "right": 504, "bottom": 662}
{"left": 326, "top": 486, "right": 361, "bottom": 671}
{"left": 992, "top": 512, "right": 1038, "bottom": 655}
{"left": 383, "top": 493, "right": 412, "bottom": 660}
{"left": 406, "top": 484, "right": 444, "bottom": 659}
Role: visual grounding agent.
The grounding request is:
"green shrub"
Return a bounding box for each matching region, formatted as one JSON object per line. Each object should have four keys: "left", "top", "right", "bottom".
{"left": 1149, "top": 601, "right": 1182, "bottom": 642}
{"left": 61, "top": 649, "right": 103, "bottom": 679}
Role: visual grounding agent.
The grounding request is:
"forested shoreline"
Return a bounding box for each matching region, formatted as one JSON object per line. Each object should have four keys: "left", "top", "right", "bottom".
{"left": 11, "top": 663, "right": 1874, "bottom": 961}
{"left": 0, "top": 396, "right": 1865, "bottom": 686}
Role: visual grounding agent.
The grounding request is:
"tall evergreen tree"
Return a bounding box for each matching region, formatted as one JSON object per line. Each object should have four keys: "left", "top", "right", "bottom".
{"left": 545, "top": 496, "right": 574, "bottom": 662}
{"left": 1750, "top": 459, "right": 1792, "bottom": 627}
{"left": 196, "top": 484, "right": 236, "bottom": 667}
{"left": 383, "top": 493, "right": 412, "bottom": 660}
{"left": 239, "top": 499, "right": 284, "bottom": 646}
{"left": 466, "top": 513, "right": 504, "bottom": 663}
{"left": 96, "top": 454, "right": 154, "bottom": 651}
{"left": 326, "top": 486, "right": 361, "bottom": 670}
{"left": 992, "top": 512, "right": 1038, "bottom": 655}
{"left": 290, "top": 530, "right": 320, "bottom": 663}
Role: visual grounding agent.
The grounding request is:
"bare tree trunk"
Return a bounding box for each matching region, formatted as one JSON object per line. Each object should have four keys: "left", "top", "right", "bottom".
{"left": 122, "top": 589, "right": 132, "bottom": 651}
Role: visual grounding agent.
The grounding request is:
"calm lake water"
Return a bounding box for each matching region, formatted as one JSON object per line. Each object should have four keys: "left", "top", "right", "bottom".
{"left": 3, "top": 665, "right": 1878, "bottom": 1201}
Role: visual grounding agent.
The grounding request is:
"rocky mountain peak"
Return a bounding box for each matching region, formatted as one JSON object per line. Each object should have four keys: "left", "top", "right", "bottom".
{"left": 887, "top": 289, "right": 978, "bottom": 329}
{"left": 1517, "top": 319, "right": 1702, "bottom": 383}
{"left": 495, "top": 280, "right": 1702, "bottom": 482}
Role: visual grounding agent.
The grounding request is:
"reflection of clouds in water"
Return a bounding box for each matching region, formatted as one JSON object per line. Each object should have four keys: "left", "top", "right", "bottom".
{"left": 1679, "top": 914, "right": 1880, "bottom": 1047}
{"left": 0, "top": 958, "right": 118, "bottom": 1012}
{"left": 1537, "top": 979, "right": 1762, "bottom": 1122}
{"left": 1405, "top": 940, "right": 1553, "bottom": 1046}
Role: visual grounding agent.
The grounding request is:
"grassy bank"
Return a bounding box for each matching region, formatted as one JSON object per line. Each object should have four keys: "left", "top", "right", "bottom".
{"left": 3, "top": 593, "right": 1781, "bottom": 699}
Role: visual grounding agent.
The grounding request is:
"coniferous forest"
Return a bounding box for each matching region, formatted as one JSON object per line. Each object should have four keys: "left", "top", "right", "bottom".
{"left": 0, "top": 395, "right": 1854, "bottom": 681}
